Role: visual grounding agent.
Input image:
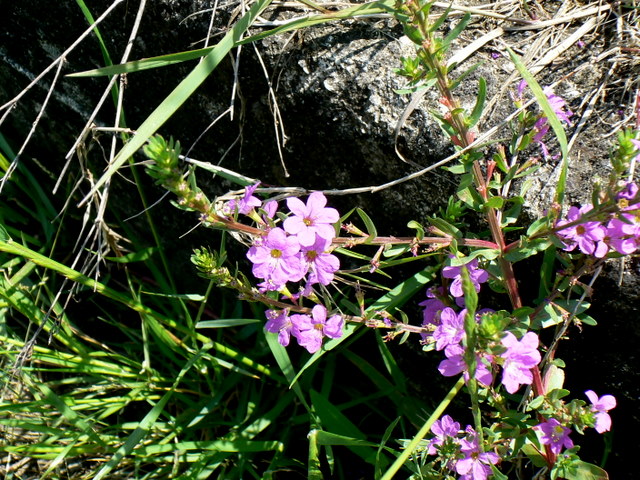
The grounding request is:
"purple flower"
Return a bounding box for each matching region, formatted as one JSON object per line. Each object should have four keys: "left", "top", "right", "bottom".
{"left": 438, "top": 344, "right": 494, "bottom": 386}
{"left": 224, "top": 182, "right": 262, "bottom": 215}
{"left": 456, "top": 429, "right": 500, "bottom": 480}
{"left": 419, "top": 287, "right": 448, "bottom": 325}
{"left": 604, "top": 216, "right": 638, "bottom": 255}
{"left": 283, "top": 192, "right": 339, "bottom": 247}
{"left": 543, "top": 86, "right": 573, "bottom": 126}
{"left": 556, "top": 205, "right": 607, "bottom": 256}
{"left": 265, "top": 309, "right": 293, "bottom": 346}
{"left": 534, "top": 418, "right": 574, "bottom": 455}
{"left": 442, "top": 258, "right": 489, "bottom": 298}
{"left": 418, "top": 287, "right": 447, "bottom": 343}
{"left": 427, "top": 415, "right": 461, "bottom": 455}
{"left": 519, "top": 82, "right": 573, "bottom": 157}
{"left": 301, "top": 235, "right": 340, "bottom": 286}
{"left": 247, "top": 228, "right": 305, "bottom": 288}
{"left": 433, "top": 308, "right": 465, "bottom": 351}
{"left": 617, "top": 182, "right": 638, "bottom": 201}
{"left": 585, "top": 390, "right": 616, "bottom": 433}
{"left": 262, "top": 200, "right": 278, "bottom": 220}
{"left": 291, "top": 304, "right": 344, "bottom": 353}
{"left": 500, "top": 331, "right": 541, "bottom": 394}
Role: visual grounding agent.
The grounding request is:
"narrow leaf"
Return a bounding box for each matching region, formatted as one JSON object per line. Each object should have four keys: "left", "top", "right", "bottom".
{"left": 78, "top": 0, "right": 273, "bottom": 206}
{"left": 467, "top": 77, "right": 486, "bottom": 128}
{"left": 506, "top": 47, "right": 569, "bottom": 204}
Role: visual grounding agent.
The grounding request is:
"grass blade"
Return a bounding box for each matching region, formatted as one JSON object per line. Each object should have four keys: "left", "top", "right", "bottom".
{"left": 78, "top": 0, "right": 273, "bottom": 206}
{"left": 506, "top": 47, "right": 569, "bottom": 204}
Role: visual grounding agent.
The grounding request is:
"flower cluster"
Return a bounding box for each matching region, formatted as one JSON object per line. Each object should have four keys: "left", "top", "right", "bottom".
{"left": 555, "top": 182, "right": 640, "bottom": 257}
{"left": 265, "top": 305, "right": 344, "bottom": 353}
{"left": 420, "top": 259, "right": 542, "bottom": 393}
{"left": 244, "top": 190, "right": 341, "bottom": 293}
{"left": 426, "top": 415, "right": 499, "bottom": 480}
{"left": 528, "top": 391, "right": 616, "bottom": 456}
{"left": 223, "top": 186, "right": 344, "bottom": 351}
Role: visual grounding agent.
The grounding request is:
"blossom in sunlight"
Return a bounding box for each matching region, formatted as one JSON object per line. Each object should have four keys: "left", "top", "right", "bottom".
{"left": 433, "top": 308, "right": 465, "bottom": 352}
{"left": 291, "top": 304, "right": 344, "bottom": 353}
{"left": 543, "top": 86, "right": 573, "bottom": 126}
{"left": 500, "top": 331, "right": 541, "bottom": 394}
{"left": 438, "top": 344, "right": 494, "bottom": 387}
{"left": 427, "top": 415, "right": 461, "bottom": 455}
{"left": 456, "top": 428, "right": 500, "bottom": 480}
{"left": 247, "top": 228, "right": 304, "bottom": 288}
{"left": 265, "top": 309, "right": 293, "bottom": 347}
{"left": 555, "top": 205, "right": 607, "bottom": 256}
{"left": 224, "top": 182, "right": 262, "bottom": 215}
{"left": 442, "top": 258, "right": 488, "bottom": 298}
{"left": 534, "top": 418, "right": 574, "bottom": 455}
{"left": 585, "top": 390, "right": 616, "bottom": 433}
{"left": 604, "top": 216, "right": 638, "bottom": 256}
{"left": 283, "top": 191, "right": 340, "bottom": 246}
{"left": 300, "top": 235, "right": 340, "bottom": 286}
{"left": 616, "top": 181, "right": 638, "bottom": 201}
{"left": 518, "top": 81, "right": 573, "bottom": 158}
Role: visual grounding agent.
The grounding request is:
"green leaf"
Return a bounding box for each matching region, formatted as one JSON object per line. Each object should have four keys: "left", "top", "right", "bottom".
{"left": 0, "top": 223, "right": 10, "bottom": 242}
{"left": 356, "top": 207, "right": 378, "bottom": 242}
{"left": 68, "top": 47, "right": 223, "bottom": 77}
{"left": 543, "top": 364, "right": 565, "bottom": 392}
{"left": 467, "top": 77, "right": 486, "bottom": 128}
{"left": 506, "top": 47, "right": 569, "bottom": 204}
{"left": 104, "top": 247, "right": 156, "bottom": 263}
{"left": 578, "top": 314, "right": 597, "bottom": 326}
{"left": 406, "top": 220, "right": 425, "bottom": 240}
{"left": 239, "top": 0, "right": 396, "bottom": 45}
{"left": 440, "top": 13, "right": 471, "bottom": 52}
{"left": 503, "top": 238, "right": 552, "bottom": 262}
{"left": 484, "top": 196, "right": 504, "bottom": 209}
{"left": 196, "top": 319, "right": 261, "bottom": 328}
{"left": 521, "top": 443, "right": 547, "bottom": 468}
{"left": 427, "top": 216, "right": 462, "bottom": 238}
{"left": 526, "top": 215, "right": 551, "bottom": 236}
{"left": 561, "top": 461, "right": 610, "bottom": 480}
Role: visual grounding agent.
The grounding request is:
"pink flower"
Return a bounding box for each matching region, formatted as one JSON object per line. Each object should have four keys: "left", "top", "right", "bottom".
{"left": 556, "top": 205, "right": 607, "bottom": 256}
{"left": 224, "top": 182, "right": 262, "bottom": 215}
{"left": 442, "top": 257, "right": 488, "bottom": 298}
{"left": 427, "top": 415, "right": 461, "bottom": 455}
{"left": 456, "top": 429, "right": 500, "bottom": 480}
{"left": 438, "top": 344, "right": 494, "bottom": 387}
{"left": 283, "top": 192, "right": 339, "bottom": 246}
{"left": 291, "top": 305, "right": 344, "bottom": 353}
{"left": 500, "top": 331, "right": 541, "bottom": 394}
{"left": 265, "top": 309, "right": 293, "bottom": 346}
{"left": 300, "top": 235, "right": 340, "bottom": 286}
{"left": 585, "top": 390, "right": 616, "bottom": 433}
{"left": 433, "top": 308, "right": 465, "bottom": 351}
{"left": 247, "top": 228, "right": 305, "bottom": 289}
{"left": 534, "top": 418, "right": 574, "bottom": 455}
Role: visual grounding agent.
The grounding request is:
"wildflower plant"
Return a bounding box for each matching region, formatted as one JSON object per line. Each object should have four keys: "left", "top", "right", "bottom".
{"left": 136, "top": 0, "right": 639, "bottom": 473}
{"left": 4, "top": 0, "right": 638, "bottom": 478}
